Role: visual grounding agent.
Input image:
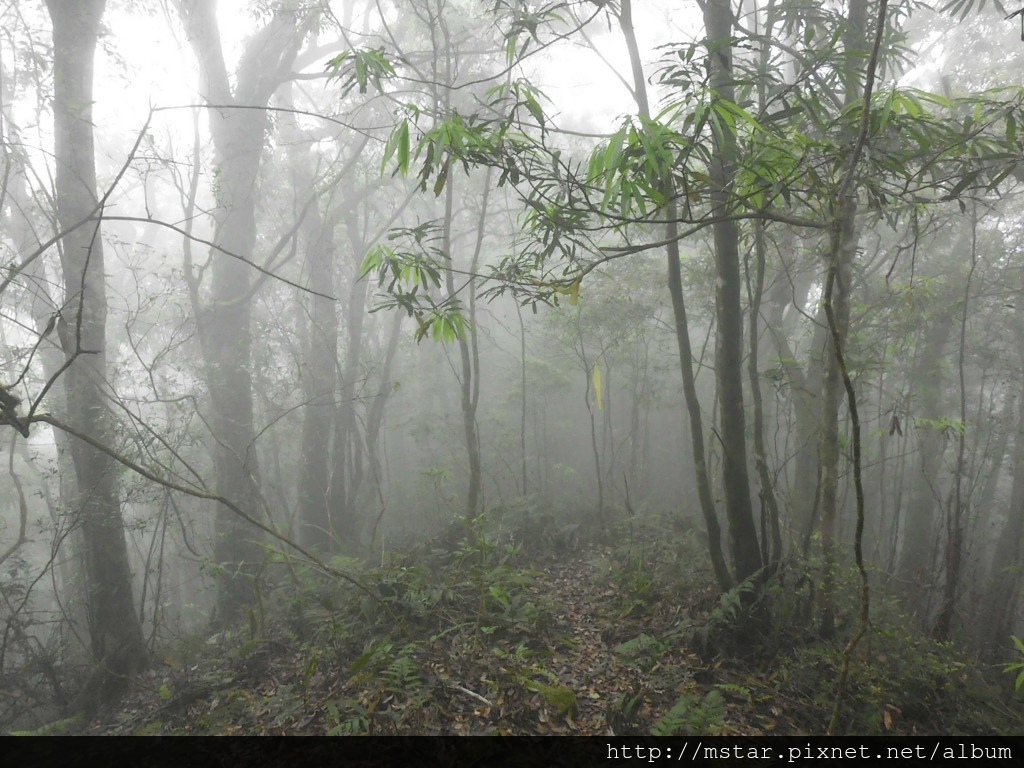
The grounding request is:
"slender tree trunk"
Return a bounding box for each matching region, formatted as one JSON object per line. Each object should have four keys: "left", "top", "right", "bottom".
{"left": 627, "top": 340, "right": 648, "bottom": 493}
{"left": 934, "top": 210, "right": 978, "bottom": 639}
{"left": 296, "top": 189, "right": 339, "bottom": 552}
{"left": 431, "top": 8, "right": 484, "bottom": 522}
{"left": 580, "top": 333, "right": 606, "bottom": 526}
{"left": 364, "top": 311, "right": 403, "bottom": 551}
{"left": 328, "top": 207, "right": 373, "bottom": 545}
{"left": 440, "top": 174, "right": 485, "bottom": 520}
{"left": 761, "top": 237, "right": 825, "bottom": 549}
{"left": 276, "top": 82, "right": 342, "bottom": 553}
{"left": 976, "top": 307, "right": 1024, "bottom": 656}
{"left": 819, "top": 197, "right": 856, "bottom": 638}
{"left": 619, "top": 0, "right": 730, "bottom": 589}
{"left": 45, "top": 0, "right": 148, "bottom": 710}
{"left": 818, "top": 0, "right": 868, "bottom": 638}
{"left": 749, "top": 222, "right": 784, "bottom": 567}
{"left": 896, "top": 321, "right": 953, "bottom": 593}
{"left": 702, "top": 0, "right": 763, "bottom": 583}
{"left": 749, "top": 1, "right": 783, "bottom": 566}
{"left": 515, "top": 302, "right": 529, "bottom": 496}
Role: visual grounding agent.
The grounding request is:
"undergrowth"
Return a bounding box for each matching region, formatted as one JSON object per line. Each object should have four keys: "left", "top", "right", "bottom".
{"left": 44, "top": 516, "right": 1024, "bottom": 736}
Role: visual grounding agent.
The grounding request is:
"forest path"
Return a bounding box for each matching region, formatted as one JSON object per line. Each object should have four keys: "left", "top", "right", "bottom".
{"left": 512, "top": 542, "right": 703, "bottom": 735}
{"left": 77, "top": 539, "right": 712, "bottom": 735}
{"left": 53, "top": 532, "right": 1024, "bottom": 736}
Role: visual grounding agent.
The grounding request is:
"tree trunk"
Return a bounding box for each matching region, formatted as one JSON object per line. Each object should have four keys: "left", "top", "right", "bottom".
{"left": 749, "top": 222, "right": 784, "bottom": 567}
{"left": 0, "top": 64, "right": 89, "bottom": 650}
{"left": 296, "top": 192, "right": 339, "bottom": 552}
{"left": 933, "top": 212, "right": 979, "bottom": 640}
{"left": 432, "top": 16, "right": 486, "bottom": 523}
{"left": 702, "top": 0, "right": 763, "bottom": 583}
{"left": 176, "top": 1, "right": 307, "bottom": 620}
{"left": 279, "top": 84, "right": 343, "bottom": 553}
{"left": 761, "top": 235, "right": 824, "bottom": 549}
{"left": 328, "top": 205, "right": 377, "bottom": 547}
{"left": 896, "top": 321, "right": 953, "bottom": 595}
{"left": 45, "top": 0, "right": 148, "bottom": 711}
{"left": 363, "top": 312, "right": 404, "bottom": 551}
{"left": 618, "top": 0, "right": 731, "bottom": 589}
{"left": 817, "top": 0, "right": 867, "bottom": 638}
{"left": 819, "top": 198, "right": 856, "bottom": 638}
{"left": 976, "top": 305, "right": 1024, "bottom": 657}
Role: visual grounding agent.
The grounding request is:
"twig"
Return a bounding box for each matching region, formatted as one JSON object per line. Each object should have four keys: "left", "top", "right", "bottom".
{"left": 449, "top": 684, "right": 492, "bottom": 707}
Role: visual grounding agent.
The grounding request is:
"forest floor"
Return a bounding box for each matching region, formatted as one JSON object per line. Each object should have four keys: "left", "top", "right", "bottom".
{"left": 51, "top": 520, "right": 1024, "bottom": 735}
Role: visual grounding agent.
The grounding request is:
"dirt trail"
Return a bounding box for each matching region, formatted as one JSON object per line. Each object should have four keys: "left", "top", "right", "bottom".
{"left": 76, "top": 542, "right": 703, "bottom": 735}
{"left": 518, "top": 544, "right": 698, "bottom": 735}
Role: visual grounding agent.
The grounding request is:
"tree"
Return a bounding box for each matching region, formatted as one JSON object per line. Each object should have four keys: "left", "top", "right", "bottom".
{"left": 316, "top": 5, "right": 1024, "bottom": 671}
{"left": 613, "top": 0, "right": 731, "bottom": 588}
{"left": 700, "top": 0, "right": 764, "bottom": 585}
{"left": 175, "top": 0, "right": 314, "bottom": 618}
{"left": 817, "top": 0, "right": 869, "bottom": 639}
{"left": 44, "top": 0, "right": 148, "bottom": 710}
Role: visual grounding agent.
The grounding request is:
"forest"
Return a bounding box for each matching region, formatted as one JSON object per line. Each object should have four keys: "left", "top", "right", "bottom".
{"left": 2, "top": 0, "right": 1024, "bottom": 736}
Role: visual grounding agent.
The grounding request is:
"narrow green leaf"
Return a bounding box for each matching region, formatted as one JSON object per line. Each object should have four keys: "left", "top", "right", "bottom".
{"left": 877, "top": 90, "right": 895, "bottom": 134}
{"left": 355, "top": 58, "right": 367, "bottom": 93}
{"left": 397, "top": 121, "right": 410, "bottom": 175}
{"left": 433, "top": 158, "right": 450, "bottom": 197}
{"left": 604, "top": 127, "right": 625, "bottom": 173}
{"left": 523, "top": 90, "right": 545, "bottom": 128}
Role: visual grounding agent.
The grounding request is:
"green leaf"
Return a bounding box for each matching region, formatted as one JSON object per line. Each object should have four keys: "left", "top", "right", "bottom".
{"left": 328, "top": 48, "right": 396, "bottom": 96}
{"left": 505, "top": 34, "right": 518, "bottom": 66}
{"left": 877, "top": 89, "right": 895, "bottom": 134}
{"left": 523, "top": 90, "right": 545, "bottom": 128}
{"left": 397, "top": 121, "right": 410, "bottom": 175}
{"left": 489, "top": 585, "right": 511, "bottom": 608}
{"left": 324, "top": 51, "right": 351, "bottom": 70}
{"left": 604, "top": 127, "right": 625, "bottom": 173}
{"left": 354, "top": 57, "right": 367, "bottom": 93}
{"left": 433, "top": 158, "right": 450, "bottom": 197}
{"left": 381, "top": 120, "right": 410, "bottom": 176}
{"left": 359, "top": 244, "right": 387, "bottom": 278}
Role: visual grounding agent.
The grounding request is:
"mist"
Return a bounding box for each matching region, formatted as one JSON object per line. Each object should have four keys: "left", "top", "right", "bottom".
{"left": 1, "top": 0, "right": 1024, "bottom": 737}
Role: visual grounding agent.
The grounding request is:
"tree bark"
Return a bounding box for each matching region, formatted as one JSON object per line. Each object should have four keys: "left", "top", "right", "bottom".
{"left": 702, "top": 0, "right": 763, "bottom": 583}
{"left": 0, "top": 60, "right": 89, "bottom": 647}
{"left": 45, "top": 0, "right": 148, "bottom": 711}
{"left": 433, "top": 10, "right": 484, "bottom": 523}
{"left": 896, "top": 321, "right": 953, "bottom": 592}
{"left": 618, "top": 0, "right": 731, "bottom": 588}
{"left": 748, "top": 222, "right": 784, "bottom": 567}
{"left": 976, "top": 305, "right": 1024, "bottom": 657}
{"left": 278, "top": 84, "right": 343, "bottom": 553}
{"left": 818, "top": 0, "right": 867, "bottom": 638}
{"left": 176, "top": 1, "right": 308, "bottom": 619}
{"left": 296, "top": 190, "right": 339, "bottom": 552}
{"left": 933, "top": 211, "right": 979, "bottom": 640}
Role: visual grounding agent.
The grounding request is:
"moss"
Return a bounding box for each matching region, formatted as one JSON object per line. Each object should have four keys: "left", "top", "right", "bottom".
{"left": 8, "top": 715, "right": 83, "bottom": 736}
{"left": 133, "top": 721, "right": 167, "bottom": 736}
{"left": 530, "top": 682, "right": 577, "bottom": 717}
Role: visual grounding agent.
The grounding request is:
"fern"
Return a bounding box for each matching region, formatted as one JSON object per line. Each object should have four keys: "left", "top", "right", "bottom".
{"left": 1003, "top": 635, "right": 1024, "bottom": 692}
{"left": 652, "top": 690, "right": 727, "bottom": 736}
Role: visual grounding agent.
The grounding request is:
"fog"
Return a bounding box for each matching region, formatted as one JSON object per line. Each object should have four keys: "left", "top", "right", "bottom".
{"left": 2, "top": 0, "right": 1024, "bottom": 736}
